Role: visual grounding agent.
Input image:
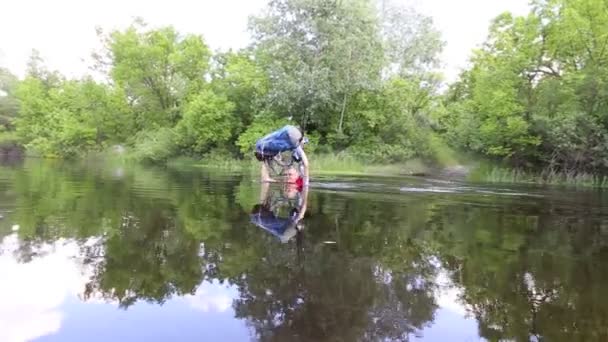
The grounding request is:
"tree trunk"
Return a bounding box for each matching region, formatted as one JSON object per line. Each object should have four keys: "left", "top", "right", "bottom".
{"left": 338, "top": 93, "right": 347, "bottom": 132}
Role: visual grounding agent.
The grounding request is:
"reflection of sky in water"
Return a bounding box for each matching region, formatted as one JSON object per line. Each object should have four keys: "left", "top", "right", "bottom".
{"left": 38, "top": 283, "right": 249, "bottom": 342}
{"left": 415, "top": 272, "right": 486, "bottom": 342}
{"left": 0, "top": 234, "right": 83, "bottom": 342}
{"left": 1, "top": 233, "right": 484, "bottom": 342}
{"left": 415, "top": 307, "right": 482, "bottom": 342}
{"left": 403, "top": 258, "right": 486, "bottom": 342}
{"left": 0, "top": 234, "right": 249, "bottom": 342}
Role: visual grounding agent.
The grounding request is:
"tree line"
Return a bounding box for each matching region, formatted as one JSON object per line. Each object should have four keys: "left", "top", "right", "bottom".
{"left": 1, "top": 0, "right": 607, "bottom": 176}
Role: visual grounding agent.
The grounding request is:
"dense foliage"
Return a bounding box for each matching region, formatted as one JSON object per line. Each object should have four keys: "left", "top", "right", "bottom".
{"left": 4, "top": 0, "right": 608, "bottom": 177}
{"left": 441, "top": 0, "right": 608, "bottom": 175}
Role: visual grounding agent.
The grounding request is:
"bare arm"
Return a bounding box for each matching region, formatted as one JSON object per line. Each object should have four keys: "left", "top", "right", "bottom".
{"left": 297, "top": 146, "right": 310, "bottom": 186}
{"left": 296, "top": 185, "right": 309, "bottom": 221}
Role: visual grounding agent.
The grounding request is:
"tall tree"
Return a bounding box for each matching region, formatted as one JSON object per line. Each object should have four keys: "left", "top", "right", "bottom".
{"left": 0, "top": 67, "right": 19, "bottom": 131}
{"left": 443, "top": 0, "right": 608, "bottom": 173}
{"left": 381, "top": 3, "right": 444, "bottom": 78}
{"left": 248, "top": 0, "right": 383, "bottom": 136}
{"left": 94, "top": 19, "right": 212, "bottom": 129}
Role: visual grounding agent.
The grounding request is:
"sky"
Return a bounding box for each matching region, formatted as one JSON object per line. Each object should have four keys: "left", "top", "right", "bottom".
{"left": 0, "top": 0, "right": 531, "bottom": 83}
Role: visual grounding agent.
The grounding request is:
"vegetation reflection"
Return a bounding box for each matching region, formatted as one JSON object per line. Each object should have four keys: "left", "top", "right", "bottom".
{"left": 0, "top": 159, "right": 607, "bottom": 341}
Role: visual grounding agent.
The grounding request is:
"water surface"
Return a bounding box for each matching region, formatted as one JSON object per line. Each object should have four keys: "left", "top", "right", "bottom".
{"left": 1, "top": 159, "right": 607, "bottom": 342}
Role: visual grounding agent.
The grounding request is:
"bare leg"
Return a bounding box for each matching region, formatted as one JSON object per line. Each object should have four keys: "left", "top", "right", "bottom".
{"left": 261, "top": 162, "right": 276, "bottom": 182}
{"left": 259, "top": 181, "right": 270, "bottom": 203}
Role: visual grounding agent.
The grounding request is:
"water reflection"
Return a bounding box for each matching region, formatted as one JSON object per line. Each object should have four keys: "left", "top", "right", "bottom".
{"left": 0, "top": 159, "right": 607, "bottom": 341}
{"left": 0, "top": 235, "right": 89, "bottom": 342}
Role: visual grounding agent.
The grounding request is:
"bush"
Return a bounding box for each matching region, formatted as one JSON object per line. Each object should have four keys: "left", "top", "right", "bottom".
{"left": 347, "top": 142, "right": 416, "bottom": 163}
{"left": 175, "top": 90, "right": 237, "bottom": 156}
{"left": 130, "top": 128, "right": 178, "bottom": 163}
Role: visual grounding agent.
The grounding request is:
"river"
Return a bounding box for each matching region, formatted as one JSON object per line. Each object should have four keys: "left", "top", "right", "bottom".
{"left": 0, "top": 158, "right": 606, "bottom": 342}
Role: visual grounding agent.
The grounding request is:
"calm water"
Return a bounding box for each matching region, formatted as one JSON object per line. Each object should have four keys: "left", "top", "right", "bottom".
{"left": 1, "top": 159, "right": 607, "bottom": 342}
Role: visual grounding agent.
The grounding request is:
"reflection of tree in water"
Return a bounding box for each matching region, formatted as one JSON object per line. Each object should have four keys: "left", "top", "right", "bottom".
{"left": 227, "top": 191, "right": 440, "bottom": 341}
{"left": 429, "top": 204, "right": 608, "bottom": 342}
{"left": 230, "top": 251, "right": 438, "bottom": 341}
{"left": 77, "top": 169, "right": 250, "bottom": 308}
{"left": 1, "top": 163, "right": 443, "bottom": 339}
{"left": 0, "top": 160, "right": 230, "bottom": 308}
{"left": 82, "top": 203, "right": 204, "bottom": 308}
{"left": 5, "top": 159, "right": 608, "bottom": 341}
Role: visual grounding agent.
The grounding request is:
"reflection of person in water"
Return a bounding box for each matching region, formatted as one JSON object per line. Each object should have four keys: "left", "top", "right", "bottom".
{"left": 250, "top": 167, "right": 308, "bottom": 243}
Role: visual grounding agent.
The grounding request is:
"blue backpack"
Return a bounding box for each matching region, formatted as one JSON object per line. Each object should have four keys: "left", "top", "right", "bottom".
{"left": 255, "top": 125, "right": 300, "bottom": 155}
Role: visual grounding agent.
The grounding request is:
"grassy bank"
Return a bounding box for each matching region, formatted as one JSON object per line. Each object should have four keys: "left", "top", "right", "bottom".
{"left": 31, "top": 139, "right": 608, "bottom": 188}
{"left": 17, "top": 143, "right": 608, "bottom": 189}
{"left": 166, "top": 153, "right": 433, "bottom": 177}
{"left": 165, "top": 134, "right": 462, "bottom": 177}
{"left": 168, "top": 155, "right": 254, "bottom": 172}
{"left": 308, "top": 154, "right": 430, "bottom": 176}
{"left": 468, "top": 164, "right": 608, "bottom": 188}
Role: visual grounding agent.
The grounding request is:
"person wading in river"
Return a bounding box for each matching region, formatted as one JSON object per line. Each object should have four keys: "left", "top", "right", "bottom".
{"left": 253, "top": 125, "right": 310, "bottom": 186}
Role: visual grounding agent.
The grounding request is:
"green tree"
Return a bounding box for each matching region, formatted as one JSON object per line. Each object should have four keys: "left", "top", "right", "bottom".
{"left": 15, "top": 76, "right": 132, "bottom": 157}
{"left": 381, "top": 3, "right": 444, "bottom": 77}
{"left": 94, "top": 19, "right": 212, "bottom": 129}
{"left": 210, "top": 51, "right": 270, "bottom": 130}
{"left": 445, "top": 0, "right": 608, "bottom": 173}
{"left": 0, "top": 68, "right": 19, "bottom": 131}
{"left": 248, "top": 0, "right": 383, "bottom": 136}
{"left": 444, "top": 13, "right": 542, "bottom": 163}
{"left": 175, "top": 90, "right": 237, "bottom": 156}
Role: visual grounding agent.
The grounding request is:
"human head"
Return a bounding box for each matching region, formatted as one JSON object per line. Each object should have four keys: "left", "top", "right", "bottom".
{"left": 254, "top": 150, "right": 275, "bottom": 162}
{"left": 296, "top": 126, "right": 310, "bottom": 148}
{"left": 254, "top": 151, "right": 264, "bottom": 162}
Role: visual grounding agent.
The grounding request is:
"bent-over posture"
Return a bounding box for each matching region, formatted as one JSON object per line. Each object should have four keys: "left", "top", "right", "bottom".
{"left": 254, "top": 125, "right": 309, "bottom": 185}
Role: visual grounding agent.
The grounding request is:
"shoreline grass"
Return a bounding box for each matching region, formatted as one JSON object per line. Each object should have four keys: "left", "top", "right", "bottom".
{"left": 468, "top": 165, "right": 608, "bottom": 188}
{"left": 166, "top": 153, "right": 432, "bottom": 178}
{"left": 56, "top": 145, "right": 608, "bottom": 189}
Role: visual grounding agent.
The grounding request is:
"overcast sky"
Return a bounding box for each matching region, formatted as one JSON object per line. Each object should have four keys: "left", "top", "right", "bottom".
{"left": 0, "top": 0, "right": 530, "bottom": 83}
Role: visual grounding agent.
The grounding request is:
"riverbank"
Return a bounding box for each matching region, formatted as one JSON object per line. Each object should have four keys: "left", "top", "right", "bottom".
{"left": 166, "top": 154, "right": 434, "bottom": 177}
{"left": 468, "top": 164, "right": 608, "bottom": 188}
{"left": 166, "top": 153, "right": 608, "bottom": 189}
{"left": 9, "top": 142, "right": 608, "bottom": 189}
{"left": 167, "top": 154, "right": 456, "bottom": 177}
